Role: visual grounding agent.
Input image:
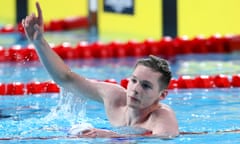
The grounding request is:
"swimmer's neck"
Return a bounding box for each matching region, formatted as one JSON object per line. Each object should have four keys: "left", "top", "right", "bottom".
{"left": 126, "top": 102, "right": 160, "bottom": 126}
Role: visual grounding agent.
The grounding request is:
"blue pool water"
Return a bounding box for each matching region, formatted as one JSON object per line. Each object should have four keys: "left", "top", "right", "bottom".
{"left": 1, "top": 55, "right": 240, "bottom": 143}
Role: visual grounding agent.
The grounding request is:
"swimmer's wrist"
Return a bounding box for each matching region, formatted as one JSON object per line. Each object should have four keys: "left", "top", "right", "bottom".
{"left": 32, "top": 36, "right": 45, "bottom": 45}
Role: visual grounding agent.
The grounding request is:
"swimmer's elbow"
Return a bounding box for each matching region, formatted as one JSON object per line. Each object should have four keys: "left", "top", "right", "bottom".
{"left": 166, "top": 127, "right": 179, "bottom": 138}
{"left": 171, "top": 130, "right": 180, "bottom": 138}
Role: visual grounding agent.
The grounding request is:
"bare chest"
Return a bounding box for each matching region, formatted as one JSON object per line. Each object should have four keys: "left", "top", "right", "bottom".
{"left": 105, "top": 106, "right": 153, "bottom": 129}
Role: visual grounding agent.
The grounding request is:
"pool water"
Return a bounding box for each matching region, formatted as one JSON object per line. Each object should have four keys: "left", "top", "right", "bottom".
{"left": 0, "top": 55, "right": 240, "bottom": 143}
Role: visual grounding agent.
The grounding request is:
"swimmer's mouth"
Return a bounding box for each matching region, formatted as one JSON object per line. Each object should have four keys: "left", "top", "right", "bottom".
{"left": 129, "top": 96, "right": 140, "bottom": 102}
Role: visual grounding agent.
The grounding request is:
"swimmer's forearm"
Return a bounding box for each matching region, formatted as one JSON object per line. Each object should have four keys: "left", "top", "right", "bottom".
{"left": 33, "top": 37, "right": 106, "bottom": 101}
{"left": 33, "top": 37, "right": 72, "bottom": 85}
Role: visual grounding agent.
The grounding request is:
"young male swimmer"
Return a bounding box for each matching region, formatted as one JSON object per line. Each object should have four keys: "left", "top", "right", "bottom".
{"left": 22, "top": 2, "right": 179, "bottom": 138}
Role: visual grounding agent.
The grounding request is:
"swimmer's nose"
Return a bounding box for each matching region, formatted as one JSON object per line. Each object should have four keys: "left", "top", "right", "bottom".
{"left": 133, "top": 89, "right": 138, "bottom": 95}
{"left": 133, "top": 83, "right": 142, "bottom": 95}
{"left": 128, "top": 89, "right": 138, "bottom": 96}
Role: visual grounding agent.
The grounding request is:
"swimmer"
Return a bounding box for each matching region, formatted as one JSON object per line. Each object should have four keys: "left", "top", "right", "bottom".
{"left": 22, "top": 2, "right": 179, "bottom": 138}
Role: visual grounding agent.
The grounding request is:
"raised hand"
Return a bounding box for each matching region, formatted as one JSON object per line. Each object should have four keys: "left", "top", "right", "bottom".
{"left": 22, "top": 2, "right": 44, "bottom": 41}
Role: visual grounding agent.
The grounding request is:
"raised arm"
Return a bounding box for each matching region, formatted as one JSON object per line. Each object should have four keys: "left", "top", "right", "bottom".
{"left": 22, "top": 2, "right": 124, "bottom": 102}
{"left": 22, "top": 2, "right": 72, "bottom": 86}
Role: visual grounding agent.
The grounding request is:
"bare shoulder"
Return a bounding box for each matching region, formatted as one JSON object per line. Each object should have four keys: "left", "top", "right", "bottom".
{"left": 95, "top": 81, "right": 126, "bottom": 96}
{"left": 149, "top": 103, "right": 179, "bottom": 136}
{"left": 94, "top": 81, "right": 127, "bottom": 106}
{"left": 153, "top": 103, "right": 177, "bottom": 120}
{"left": 158, "top": 103, "right": 175, "bottom": 114}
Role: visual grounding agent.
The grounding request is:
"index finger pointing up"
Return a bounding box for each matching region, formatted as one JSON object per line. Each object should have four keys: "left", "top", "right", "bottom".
{"left": 36, "top": 2, "right": 43, "bottom": 20}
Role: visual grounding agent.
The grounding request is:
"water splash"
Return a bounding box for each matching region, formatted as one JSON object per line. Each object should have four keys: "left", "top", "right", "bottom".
{"left": 42, "top": 87, "right": 90, "bottom": 128}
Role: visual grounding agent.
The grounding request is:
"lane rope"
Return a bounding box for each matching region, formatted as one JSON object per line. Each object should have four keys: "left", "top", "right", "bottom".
{"left": 0, "top": 74, "right": 240, "bottom": 96}
{"left": 1, "top": 34, "right": 240, "bottom": 63}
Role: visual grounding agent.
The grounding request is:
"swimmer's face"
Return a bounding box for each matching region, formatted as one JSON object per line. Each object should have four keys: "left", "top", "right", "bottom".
{"left": 126, "top": 65, "right": 165, "bottom": 109}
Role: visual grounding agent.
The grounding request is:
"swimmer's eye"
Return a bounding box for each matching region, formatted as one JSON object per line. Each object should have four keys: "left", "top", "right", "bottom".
{"left": 141, "top": 83, "right": 152, "bottom": 90}
{"left": 130, "top": 78, "right": 137, "bottom": 83}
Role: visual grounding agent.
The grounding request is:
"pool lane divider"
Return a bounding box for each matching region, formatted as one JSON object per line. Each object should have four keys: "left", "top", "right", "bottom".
{"left": 0, "top": 74, "right": 240, "bottom": 96}
{"left": 1, "top": 34, "right": 240, "bottom": 63}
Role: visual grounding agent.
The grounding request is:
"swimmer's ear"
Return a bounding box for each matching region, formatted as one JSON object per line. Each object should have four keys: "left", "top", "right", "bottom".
{"left": 159, "top": 89, "right": 168, "bottom": 100}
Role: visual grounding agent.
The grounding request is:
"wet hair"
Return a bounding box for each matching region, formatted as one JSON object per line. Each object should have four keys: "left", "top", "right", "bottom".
{"left": 134, "top": 55, "right": 172, "bottom": 90}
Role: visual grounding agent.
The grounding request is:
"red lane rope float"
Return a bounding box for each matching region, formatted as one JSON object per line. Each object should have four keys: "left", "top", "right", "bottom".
{"left": 1, "top": 34, "right": 240, "bottom": 63}
{"left": 0, "top": 44, "right": 39, "bottom": 62}
{"left": 0, "top": 74, "right": 240, "bottom": 96}
{"left": 0, "top": 81, "right": 60, "bottom": 96}
{"left": 0, "top": 16, "right": 89, "bottom": 34}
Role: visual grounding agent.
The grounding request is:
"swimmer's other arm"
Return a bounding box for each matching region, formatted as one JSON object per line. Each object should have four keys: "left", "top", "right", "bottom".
{"left": 72, "top": 128, "right": 177, "bottom": 139}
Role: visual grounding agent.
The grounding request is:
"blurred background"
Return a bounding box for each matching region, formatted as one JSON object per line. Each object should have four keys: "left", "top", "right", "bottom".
{"left": 1, "top": 0, "right": 240, "bottom": 43}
